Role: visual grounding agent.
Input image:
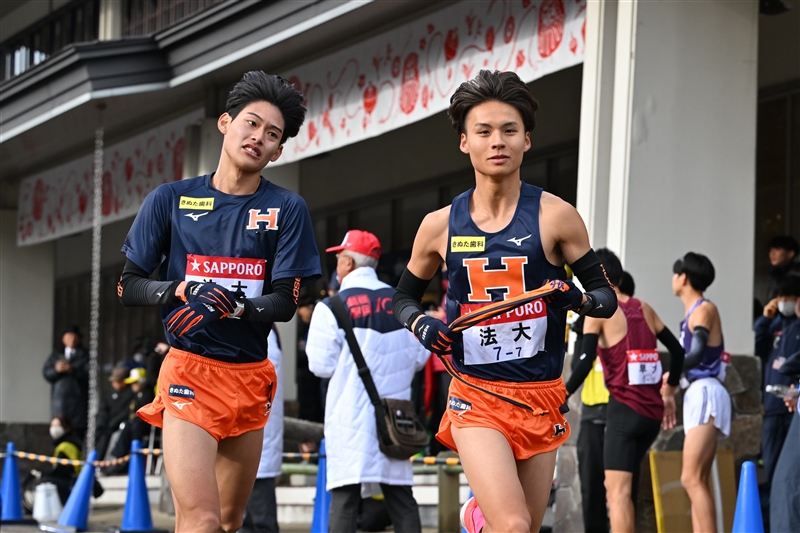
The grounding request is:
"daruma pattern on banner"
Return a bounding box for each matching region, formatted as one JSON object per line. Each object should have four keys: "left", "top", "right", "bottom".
{"left": 277, "top": 0, "right": 586, "bottom": 165}
{"left": 16, "top": 110, "right": 203, "bottom": 247}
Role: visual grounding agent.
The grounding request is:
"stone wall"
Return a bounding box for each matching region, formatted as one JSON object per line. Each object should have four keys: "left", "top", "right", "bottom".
{"left": 554, "top": 354, "right": 762, "bottom": 533}
{"left": 0, "top": 422, "right": 52, "bottom": 480}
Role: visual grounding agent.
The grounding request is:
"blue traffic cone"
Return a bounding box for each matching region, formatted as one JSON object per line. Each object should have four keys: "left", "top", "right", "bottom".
{"left": 1, "top": 442, "right": 35, "bottom": 524}
{"left": 732, "top": 461, "right": 764, "bottom": 533}
{"left": 58, "top": 450, "right": 98, "bottom": 532}
{"left": 119, "top": 440, "right": 165, "bottom": 532}
{"left": 310, "top": 439, "right": 331, "bottom": 533}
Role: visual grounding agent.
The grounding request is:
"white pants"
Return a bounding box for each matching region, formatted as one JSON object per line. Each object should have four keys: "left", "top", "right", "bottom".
{"left": 683, "top": 377, "right": 731, "bottom": 437}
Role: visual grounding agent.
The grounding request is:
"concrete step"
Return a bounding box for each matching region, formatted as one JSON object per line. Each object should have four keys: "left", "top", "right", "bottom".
{"left": 275, "top": 474, "right": 472, "bottom": 526}
{"left": 92, "top": 472, "right": 473, "bottom": 527}
{"left": 92, "top": 474, "right": 160, "bottom": 506}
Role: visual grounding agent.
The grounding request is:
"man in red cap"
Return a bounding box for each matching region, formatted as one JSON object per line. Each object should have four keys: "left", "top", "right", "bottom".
{"left": 306, "top": 230, "right": 429, "bottom": 533}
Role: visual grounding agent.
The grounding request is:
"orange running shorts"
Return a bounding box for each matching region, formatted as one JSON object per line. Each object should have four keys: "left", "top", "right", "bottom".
{"left": 436, "top": 374, "right": 570, "bottom": 460}
{"left": 138, "top": 347, "right": 277, "bottom": 441}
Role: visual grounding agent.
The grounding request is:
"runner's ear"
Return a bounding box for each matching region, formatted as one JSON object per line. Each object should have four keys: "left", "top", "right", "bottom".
{"left": 218, "top": 113, "right": 231, "bottom": 135}
{"left": 270, "top": 144, "right": 284, "bottom": 162}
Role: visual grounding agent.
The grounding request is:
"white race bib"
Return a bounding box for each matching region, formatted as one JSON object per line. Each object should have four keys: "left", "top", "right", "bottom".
{"left": 461, "top": 299, "right": 548, "bottom": 366}
{"left": 184, "top": 254, "right": 266, "bottom": 298}
{"left": 718, "top": 351, "right": 730, "bottom": 383}
{"left": 626, "top": 349, "right": 662, "bottom": 385}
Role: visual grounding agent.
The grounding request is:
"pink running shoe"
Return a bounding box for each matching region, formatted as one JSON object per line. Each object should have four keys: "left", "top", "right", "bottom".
{"left": 460, "top": 496, "right": 486, "bottom": 533}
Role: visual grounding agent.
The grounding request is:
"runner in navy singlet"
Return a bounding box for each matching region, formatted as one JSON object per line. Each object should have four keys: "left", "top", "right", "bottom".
{"left": 392, "top": 70, "right": 618, "bottom": 533}
{"left": 671, "top": 252, "right": 730, "bottom": 533}
{"left": 118, "top": 72, "right": 321, "bottom": 533}
{"left": 565, "top": 249, "right": 684, "bottom": 533}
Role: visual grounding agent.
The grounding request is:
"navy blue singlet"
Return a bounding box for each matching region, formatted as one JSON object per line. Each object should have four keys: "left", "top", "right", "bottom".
{"left": 122, "top": 174, "right": 321, "bottom": 363}
{"left": 445, "top": 182, "right": 567, "bottom": 382}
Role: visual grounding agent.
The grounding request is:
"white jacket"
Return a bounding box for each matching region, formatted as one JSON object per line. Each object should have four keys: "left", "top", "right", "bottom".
{"left": 256, "top": 329, "right": 284, "bottom": 478}
{"left": 306, "top": 267, "right": 429, "bottom": 490}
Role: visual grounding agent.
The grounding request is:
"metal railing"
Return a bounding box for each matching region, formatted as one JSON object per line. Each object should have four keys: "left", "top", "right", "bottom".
{"left": 1, "top": 0, "right": 99, "bottom": 82}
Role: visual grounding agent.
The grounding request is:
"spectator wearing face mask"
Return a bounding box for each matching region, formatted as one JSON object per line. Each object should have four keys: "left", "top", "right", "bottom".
{"left": 765, "top": 235, "right": 800, "bottom": 303}
{"left": 42, "top": 415, "right": 84, "bottom": 503}
{"left": 754, "top": 274, "right": 800, "bottom": 505}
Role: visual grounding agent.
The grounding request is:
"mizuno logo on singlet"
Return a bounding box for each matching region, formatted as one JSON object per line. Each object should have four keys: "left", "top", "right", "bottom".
{"left": 507, "top": 234, "right": 531, "bottom": 246}
{"left": 185, "top": 212, "right": 208, "bottom": 221}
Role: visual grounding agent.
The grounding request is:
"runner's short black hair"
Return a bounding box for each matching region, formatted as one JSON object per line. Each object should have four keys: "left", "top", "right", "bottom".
{"left": 618, "top": 271, "right": 635, "bottom": 297}
{"left": 448, "top": 70, "right": 539, "bottom": 134}
{"left": 776, "top": 275, "right": 800, "bottom": 298}
{"left": 596, "top": 248, "right": 623, "bottom": 287}
{"left": 673, "top": 252, "right": 715, "bottom": 292}
{"left": 226, "top": 71, "right": 306, "bottom": 144}
{"left": 768, "top": 234, "right": 799, "bottom": 254}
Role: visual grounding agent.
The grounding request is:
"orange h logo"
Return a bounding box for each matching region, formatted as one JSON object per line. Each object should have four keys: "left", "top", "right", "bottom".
{"left": 463, "top": 257, "right": 527, "bottom": 302}
{"left": 246, "top": 208, "right": 280, "bottom": 231}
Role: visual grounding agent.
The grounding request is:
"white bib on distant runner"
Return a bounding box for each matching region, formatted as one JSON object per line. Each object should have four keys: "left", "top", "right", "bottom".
{"left": 626, "top": 349, "right": 662, "bottom": 385}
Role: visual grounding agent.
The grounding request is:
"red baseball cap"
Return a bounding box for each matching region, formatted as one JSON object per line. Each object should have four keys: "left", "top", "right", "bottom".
{"left": 326, "top": 230, "right": 382, "bottom": 260}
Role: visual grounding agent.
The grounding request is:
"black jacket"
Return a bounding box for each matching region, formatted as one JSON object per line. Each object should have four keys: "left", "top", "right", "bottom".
{"left": 42, "top": 347, "right": 90, "bottom": 430}
{"left": 96, "top": 386, "right": 136, "bottom": 434}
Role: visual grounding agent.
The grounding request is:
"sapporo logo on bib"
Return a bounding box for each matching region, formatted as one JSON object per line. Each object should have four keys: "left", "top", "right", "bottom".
{"left": 185, "top": 254, "right": 266, "bottom": 298}
{"left": 626, "top": 350, "right": 662, "bottom": 385}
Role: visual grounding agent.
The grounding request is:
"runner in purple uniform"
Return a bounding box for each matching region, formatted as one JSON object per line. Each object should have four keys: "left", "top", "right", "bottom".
{"left": 670, "top": 252, "right": 730, "bottom": 533}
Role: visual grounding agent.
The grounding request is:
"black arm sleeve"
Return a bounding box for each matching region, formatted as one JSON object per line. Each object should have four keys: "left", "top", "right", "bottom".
{"left": 392, "top": 268, "right": 431, "bottom": 330}
{"left": 569, "top": 249, "right": 617, "bottom": 319}
{"left": 118, "top": 259, "right": 182, "bottom": 307}
{"left": 241, "top": 277, "right": 298, "bottom": 323}
{"left": 565, "top": 334, "right": 599, "bottom": 396}
{"left": 683, "top": 326, "right": 710, "bottom": 372}
{"left": 657, "top": 326, "right": 685, "bottom": 386}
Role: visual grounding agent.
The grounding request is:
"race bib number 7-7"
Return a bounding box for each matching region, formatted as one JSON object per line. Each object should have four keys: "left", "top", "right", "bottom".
{"left": 184, "top": 254, "right": 266, "bottom": 298}
{"left": 627, "top": 349, "right": 662, "bottom": 385}
{"left": 461, "top": 299, "right": 547, "bottom": 365}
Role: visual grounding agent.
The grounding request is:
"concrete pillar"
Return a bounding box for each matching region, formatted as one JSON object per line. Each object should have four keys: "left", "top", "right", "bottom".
{"left": 576, "top": 0, "right": 618, "bottom": 248}
{"left": 606, "top": 0, "right": 758, "bottom": 353}
{"left": 182, "top": 118, "right": 223, "bottom": 178}
{"left": 264, "top": 162, "right": 301, "bottom": 402}
{"left": 0, "top": 210, "right": 54, "bottom": 423}
{"left": 98, "top": 0, "right": 122, "bottom": 41}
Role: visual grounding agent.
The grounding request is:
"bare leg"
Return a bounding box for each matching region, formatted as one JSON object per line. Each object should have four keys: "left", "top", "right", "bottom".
{"left": 451, "top": 425, "right": 530, "bottom": 533}
{"left": 162, "top": 412, "right": 222, "bottom": 533}
{"left": 216, "top": 429, "right": 264, "bottom": 533}
{"left": 516, "top": 450, "right": 557, "bottom": 533}
{"left": 604, "top": 470, "right": 634, "bottom": 533}
{"left": 681, "top": 418, "right": 718, "bottom": 533}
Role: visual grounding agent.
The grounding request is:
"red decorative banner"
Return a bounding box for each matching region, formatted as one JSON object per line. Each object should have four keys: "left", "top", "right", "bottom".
{"left": 278, "top": 0, "right": 586, "bottom": 164}
{"left": 17, "top": 111, "right": 202, "bottom": 246}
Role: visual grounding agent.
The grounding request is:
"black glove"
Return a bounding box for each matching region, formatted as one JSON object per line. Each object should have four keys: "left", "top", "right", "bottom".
{"left": 544, "top": 279, "right": 584, "bottom": 311}
{"left": 414, "top": 316, "right": 460, "bottom": 356}
{"left": 165, "top": 302, "right": 221, "bottom": 338}
{"left": 183, "top": 282, "right": 238, "bottom": 317}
